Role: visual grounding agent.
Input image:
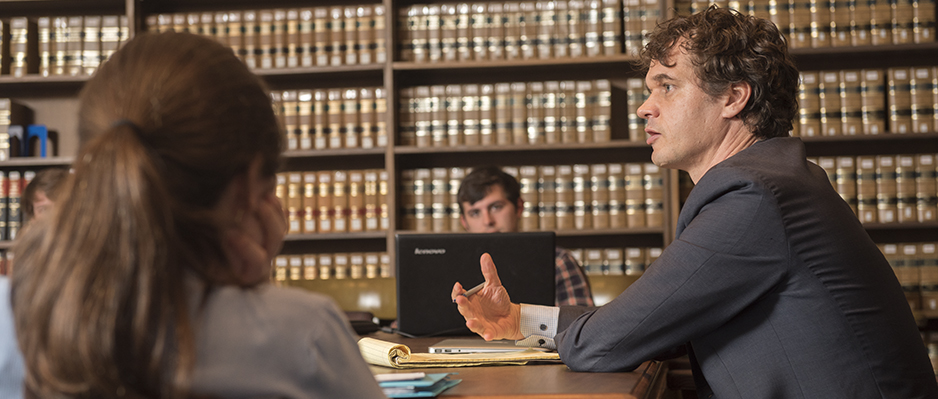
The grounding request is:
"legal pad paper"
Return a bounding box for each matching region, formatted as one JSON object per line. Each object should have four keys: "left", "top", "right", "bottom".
{"left": 358, "top": 337, "right": 561, "bottom": 369}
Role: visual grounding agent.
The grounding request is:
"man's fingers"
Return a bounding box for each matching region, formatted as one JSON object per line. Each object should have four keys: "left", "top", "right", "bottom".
{"left": 480, "top": 253, "right": 503, "bottom": 287}
{"left": 451, "top": 282, "right": 465, "bottom": 301}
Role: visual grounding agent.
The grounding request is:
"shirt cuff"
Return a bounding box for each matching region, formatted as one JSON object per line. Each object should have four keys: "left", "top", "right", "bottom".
{"left": 516, "top": 304, "right": 560, "bottom": 350}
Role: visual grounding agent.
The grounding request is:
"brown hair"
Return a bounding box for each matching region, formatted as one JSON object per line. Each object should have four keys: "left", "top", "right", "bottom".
{"left": 640, "top": 6, "right": 799, "bottom": 139}
{"left": 456, "top": 166, "right": 521, "bottom": 215}
{"left": 11, "top": 32, "right": 282, "bottom": 399}
{"left": 22, "top": 167, "right": 69, "bottom": 220}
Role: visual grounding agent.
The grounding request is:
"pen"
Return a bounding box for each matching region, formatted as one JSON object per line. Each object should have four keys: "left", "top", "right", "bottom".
{"left": 463, "top": 282, "right": 485, "bottom": 298}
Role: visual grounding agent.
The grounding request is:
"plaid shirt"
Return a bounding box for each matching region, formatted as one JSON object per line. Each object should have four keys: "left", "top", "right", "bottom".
{"left": 555, "top": 247, "right": 594, "bottom": 306}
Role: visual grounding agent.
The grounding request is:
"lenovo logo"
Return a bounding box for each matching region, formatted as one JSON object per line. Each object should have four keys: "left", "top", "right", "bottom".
{"left": 414, "top": 248, "right": 446, "bottom": 255}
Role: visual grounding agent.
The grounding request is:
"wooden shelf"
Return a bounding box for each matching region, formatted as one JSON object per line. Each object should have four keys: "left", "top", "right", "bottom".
{"left": 801, "top": 133, "right": 938, "bottom": 157}
{"left": 792, "top": 42, "right": 938, "bottom": 70}
{"left": 0, "top": 0, "right": 124, "bottom": 15}
{"left": 395, "top": 141, "right": 654, "bottom": 169}
{"left": 0, "top": 157, "right": 73, "bottom": 168}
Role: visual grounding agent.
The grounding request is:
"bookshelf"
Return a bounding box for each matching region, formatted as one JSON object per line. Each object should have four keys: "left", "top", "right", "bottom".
{"left": 1, "top": 0, "right": 937, "bottom": 323}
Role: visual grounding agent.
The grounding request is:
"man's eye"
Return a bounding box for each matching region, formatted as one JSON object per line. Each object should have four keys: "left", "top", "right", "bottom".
{"left": 664, "top": 84, "right": 674, "bottom": 92}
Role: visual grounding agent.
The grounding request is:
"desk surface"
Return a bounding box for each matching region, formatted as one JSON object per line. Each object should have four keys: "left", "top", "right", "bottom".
{"left": 364, "top": 332, "right": 666, "bottom": 399}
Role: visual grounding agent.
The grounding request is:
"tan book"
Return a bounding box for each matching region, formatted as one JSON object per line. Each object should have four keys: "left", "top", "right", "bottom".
{"left": 282, "top": 90, "right": 299, "bottom": 151}
{"left": 463, "top": 84, "right": 481, "bottom": 146}
{"left": 809, "top": 0, "right": 832, "bottom": 47}
{"left": 568, "top": 0, "right": 585, "bottom": 58}
{"left": 830, "top": 0, "right": 852, "bottom": 46}
{"left": 604, "top": 248, "right": 624, "bottom": 275}
{"left": 769, "top": 0, "right": 792, "bottom": 40}
{"left": 348, "top": 170, "right": 365, "bottom": 232}
{"left": 590, "top": 164, "right": 610, "bottom": 230}
{"left": 257, "top": 10, "right": 274, "bottom": 69}
{"left": 101, "top": 16, "right": 120, "bottom": 64}
{"left": 52, "top": 17, "right": 68, "bottom": 75}
{"left": 896, "top": 155, "right": 917, "bottom": 223}
{"left": 414, "top": 168, "right": 432, "bottom": 232}
{"left": 313, "top": 90, "right": 329, "bottom": 149}
{"left": 641, "top": 0, "right": 661, "bottom": 50}
{"left": 920, "top": 243, "right": 938, "bottom": 310}
{"left": 350, "top": 253, "right": 365, "bottom": 279}
{"left": 413, "top": 86, "right": 431, "bottom": 147}
{"left": 303, "top": 172, "right": 317, "bottom": 234}
{"left": 593, "top": 79, "right": 612, "bottom": 142}
{"left": 399, "top": 87, "right": 417, "bottom": 147}
{"left": 479, "top": 84, "right": 495, "bottom": 145}
{"left": 213, "top": 12, "right": 228, "bottom": 45}
{"left": 536, "top": 1, "right": 555, "bottom": 59}
{"left": 910, "top": 67, "right": 934, "bottom": 133}
{"left": 356, "top": 6, "right": 373, "bottom": 65}
{"left": 227, "top": 11, "right": 244, "bottom": 62}
{"left": 913, "top": 0, "right": 935, "bottom": 43}
{"left": 274, "top": 256, "right": 288, "bottom": 282}
{"left": 583, "top": 248, "right": 603, "bottom": 274}
{"left": 374, "top": 88, "right": 388, "bottom": 147}
{"left": 561, "top": 81, "right": 578, "bottom": 143}
{"left": 426, "top": 4, "right": 442, "bottom": 63}
{"left": 625, "top": 163, "right": 646, "bottom": 228}
{"left": 797, "top": 72, "right": 821, "bottom": 137}
{"left": 317, "top": 171, "right": 333, "bottom": 233}
{"left": 303, "top": 254, "right": 318, "bottom": 280}
{"left": 607, "top": 163, "right": 627, "bottom": 228}
{"left": 273, "top": 10, "right": 290, "bottom": 68}
{"left": 510, "top": 82, "right": 528, "bottom": 144}
{"left": 399, "top": 169, "right": 417, "bottom": 230}
{"left": 519, "top": 1, "right": 537, "bottom": 59}
{"left": 400, "top": 7, "right": 415, "bottom": 62}
{"left": 887, "top": 67, "right": 913, "bottom": 134}
{"left": 856, "top": 155, "right": 877, "bottom": 223}
{"left": 518, "top": 166, "right": 540, "bottom": 231}
{"left": 626, "top": 78, "right": 646, "bottom": 142}
{"left": 875, "top": 155, "right": 898, "bottom": 223}
{"left": 430, "top": 167, "right": 449, "bottom": 232}
{"left": 819, "top": 71, "right": 842, "bottom": 136}
{"left": 8, "top": 17, "right": 34, "bottom": 77}
{"left": 332, "top": 170, "right": 349, "bottom": 233}
{"left": 66, "top": 16, "right": 83, "bottom": 76}
{"left": 119, "top": 15, "right": 128, "bottom": 47}
{"left": 850, "top": 0, "right": 873, "bottom": 45}
{"left": 285, "top": 9, "right": 301, "bottom": 67}
{"left": 411, "top": 6, "right": 428, "bottom": 63}
{"left": 327, "top": 89, "right": 343, "bottom": 149}
{"left": 543, "top": 81, "right": 561, "bottom": 144}
{"left": 38, "top": 17, "right": 52, "bottom": 77}
{"left": 788, "top": 0, "right": 811, "bottom": 48}
{"left": 286, "top": 172, "right": 303, "bottom": 234}
{"left": 835, "top": 156, "right": 859, "bottom": 214}
{"left": 7, "top": 171, "right": 21, "bottom": 240}
{"left": 584, "top": 0, "right": 602, "bottom": 57}
{"left": 379, "top": 252, "right": 391, "bottom": 278}
{"left": 816, "top": 157, "right": 837, "bottom": 187}
{"left": 623, "top": 0, "right": 642, "bottom": 56}
{"left": 373, "top": 5, "right": 387, "bottom": 64}
{"left": 314, "top": 7, "right": 330, "bottom": 66}
{"left": 359, "top": 88, "right": 375, "bottom": 149}
{"left": 200, "top": 12, "right": 217, "bottom": 40}
{"left": 486, "top": 3, "right": 505, "bottom": 61}
{"left": 298, "top": 9, "right": 314, "bottom": 67}
{"left": 870, "top": 0, "right": 893, "bottom": 44}
{"left": 893, "top": 0, "right": 915, "bottom": 44}
{"left": 329, "top": 7, "right": 345, "bottom": 66}
{"left": 601, "top": 0, "right": 622, "bottom": 55}
{"left": 379, "top": 170, "right": 390, "bottom": 231}
{"left": 930, "top": 67, "right": 937, "bottom": 134}
{"left": 502, "top": 2, "right": 521, "bottom": 60}
{"left": 554, "top": 1, "right": 570, "bottom": 58}
{"left": 572, "top": 164, "right": 592, "bottom": 230}
{"left": 449, "top": 167, "right": 466, "bottom": 232}
{"left": 899, "top": 244, "right": 921, "bottom": 309}
{"left": 643, "top": 163, "right": 664, "bottom": 228}
{"left": 471, "top": 3, "right": 489, "bottom": 60}
{"left": 454, "top": 3, "right": 472, "bottom": 61}
{"left": 839, "top": 70, "right": 863, "bottom": 135}
{"left": 440, "top": 4, "right": 459, "bottom": 62}
{"left": 526, "top": 82, "right": 545, "bottom": 144}
{"left": 172, "top": 13, "right": 187, "bottom": 33}
{"left": 271, "top": 91, "right": 283, "bottom": 136}
{"left": 538, "top": 165, "right": 557, "bottom": 231}
{"left": 318, "top": 253, "right": 333, "bottom": 280}
{"left": 0, "top": 173, "right": 7, "bottom": 239}
{"left": 860, "top": 69, "right": 886, "bottom": 134}
{"left": 555, "top": 165, "right": 575, "bottom": 230}
{"left": 575, "top": 81, "right": 592, "bottom": 142}
{"left": 298, "top": 90, "right": 313, "bottom": 150}
{"left": 343, "top": 88, "right": 360, "bottom": 148}
{"left": 344, "top": 6, "right": 359, "bottom": 65}
{"left": 244, "top": 11, "right": 260, "bottom": 68}
{"left": 494, "top": 83, "right": 511, "bottom": 145}
{"left": 429, "top": 85, "right": 446, "bottom": 147}
{"left": 364, "top": 170, "right": 380, "bottom": 232}
{"left": 916, "top": 154, "right": 937, "bottom": 221}
{"left": 625, "top": 247, "right": 646, "bottom": 276}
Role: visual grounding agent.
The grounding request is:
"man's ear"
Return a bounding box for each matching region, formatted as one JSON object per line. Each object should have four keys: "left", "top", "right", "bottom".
{"left": 721, "top": 81, "right": 752, "bottom": 119}
{"left": 515, "top": 198, "right": 524, "bottom": 217}
{"left": 459, "top": 214, "right": 469, "bottom": 231}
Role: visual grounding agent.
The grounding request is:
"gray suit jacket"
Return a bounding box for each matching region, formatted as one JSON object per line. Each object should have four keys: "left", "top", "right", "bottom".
{"left": 554, "top": 138, "right": 937, "bottom": 398}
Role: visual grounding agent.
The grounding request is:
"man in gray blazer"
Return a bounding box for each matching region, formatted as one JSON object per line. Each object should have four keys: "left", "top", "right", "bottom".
{"left": 451, "top": 6, "right": 938, "bottom": 398}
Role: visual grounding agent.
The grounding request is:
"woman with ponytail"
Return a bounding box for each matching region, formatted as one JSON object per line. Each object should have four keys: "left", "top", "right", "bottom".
{"left": 10, "top": 32, "right": 385, "bottom": 399}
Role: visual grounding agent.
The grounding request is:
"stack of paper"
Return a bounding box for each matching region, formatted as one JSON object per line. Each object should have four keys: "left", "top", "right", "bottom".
{"left": 376, "top": 373, "right": 461, "bottom": 398}
{"left": 358, "top": 337, "right": 561, "bottom": 369}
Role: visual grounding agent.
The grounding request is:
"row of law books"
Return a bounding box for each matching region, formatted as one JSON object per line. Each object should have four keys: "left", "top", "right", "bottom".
{"left": 399, "top": 0, "right": 642, "bottom": 63}
{"left": 275, "top": 169, "right": 390, "bottom": 235}
{"left": 573, "top": 245, "right": 662, "bottom": 275}
{"left": 399, "top": 79, "right": 612, "bottom": 147}
{"left": 677, "top": 0, "right": 935, "bottom": 48}
{"left": 0, "top": 15, "right": 128, "bottom": 77}
{"left": 274, "top": 251, "right": 393, "bottom": 281}
{"left": 0, "top": 169, "right": 41, "bottom": 242}
{"left": 809, "top": 153, "right": 938, "bottom": 224}
{"left": 881, "top": 242, "right": 938, "bottom": 312}
{"left": 795, "top": 68, "right": 938, "bottom": 137}
{"left": 271, "top": 87, "right": 388, "bottom": 152}
{"left": 146, "top": 5, "right": 387, "bottom": 69}
{"left": 398, "top": 163, "right": 664, "bottom": 233}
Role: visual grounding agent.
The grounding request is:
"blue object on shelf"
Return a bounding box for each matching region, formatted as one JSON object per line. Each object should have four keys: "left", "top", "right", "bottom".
{"left": 27, "top": 125, "right": 49, "bottom": 158}
{"left": 7, "top": 126, "right": 25, "bottom": 157}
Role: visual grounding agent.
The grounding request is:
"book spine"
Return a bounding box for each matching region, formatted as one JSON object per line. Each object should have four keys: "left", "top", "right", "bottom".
{"left": 572, "top": 164, "right": 592, "bottom": 230}
{"left": 282, "top": 90, "right": 299, "bottom": 151}
{"left": 408, "top": 6, "right": 426, "bottom": 63}
{"left": 894, "top": 0, "right": 915, "bottom": 44}
{"left": 526, "top": 82, "right": 545, "bottom": 144}
{"left": 567, "top": 0, "right": 584, "bottom": 58}
{"left": 502, "top": 2, "right": 520, "bottom": 60}
{"left": 510, "top": 82, "right": 528, "bottom": 144}
{"left": 910, "top": 67, "right": 933, "bottom": 133}
{"left": 463, "top": 84, "right": 481, "bottom": 146}
{"left": 860, "top": 69, "right": 887, "bottom": 134}
{"left": 627, "top": 77, "right": 647, "bottom": 141}
{"left": 797, "top": 71, "right": 821, "bottom": 137}
{"left": 426, "top": 4, "right": 442, "bottom": 63}
{"left": 38, "top": 17, "right": 52, "bottom": 77}
{"left": 584, "top": 248, "right": 603, "bottom": 275}
{"left": 896, "top": 155, "right": 918, "bottom": 222}
{"left": 770, "top": 0, "right": 792, "bottom": 39}
{"left": 856, "top": 155, "right": 878, "bottom": 223}
{"left": 448, "top": 167, "right": 466, "bottom": 232}
{"left": 536, "top": 1, "right": 555, "bottom": 59}
{"left": 327, "top": 89, "right": 343, "bottom": 149}
{"left": 430, "top": 85, "right": 446, "bottom": 147}
{"left": 916, "top": 154, "right": 937, "bottom": 221}
{"left": 0, "top": 172, "right": 7, "bottom": 241}
{"left": 835, "top": 156, "right": 859, "bottom": 214}
{"left": 298, "top": 9, "right": 313, "bottom": 67}
{"left": 317, "top": 171, "right": 333, "bottom": 233}
{"left": 372, "top": 5, "right": 387, "bottom": 64}
{"left": 364, "top": 170, "right": 379, "bottom": 232}
{"left": 318, "top": 254, "right": 333, "bottom": 280}
{"left": 258, "top": 10, "right": 273, "bottom": 69}
{"left": 561, "top": 81, "right": 578, "bottom": 143}
{"left": 276, "top": 9, "right": 290, "bottom": 68}
{"left": 303, "top": 254, "right": 318, "bottom": 280}
{"left": 350, "top": 253, "right": 365, "bottom": 279}
{"left": 374, "top": 88, "right": 387, "bottom": 147}
{"left": 313, "top": 89, "right": 329, "bottom": 149}
{"left": 643, "top": 163, "right": 664, "bottom": 227}
{"left": 602, "top": 0, "right": 622, "bottom": 55}
{"left": 593, "top": 79, "right": 612, "bottom": 142}
{"left": 66, "top": 16, "right": 84, "bottom": 76}
{"left": 605, "top": 248, "right": 624, "bottom": 275}
{"left": 816, "top": 157, "right": 837, "bottom": 186}
{"left": 297, "top": 90, "right": 313, "bottom": 150}
{"left": 332, "top": 170, "right": 348, "bottom": 232}
{"left": 543, "top": 81, "right": 561, "bottom": 144}
{"left": 641, "top": 0, "right": 661, "bottom": 51}
{"left": 345, "top": 6, "right": 359, "bottom": 65}
{"left": 52, "top": 17, "right": 67, "bottom": 76}
{"left": 810, "top": 0, "right": 832, "bottom": 47}
{"left": 555, "top": 165, "right": 575, "bottom": 230}
{"left": 314, "top": 7, "right": 329, "bottom": 66}
{"left": 212, "top": 12, "right": 227, "bottom": 45}
{"left": 625, "top": 162, "right": 646, "bottom": 227}
{"left": 495, "top": 83, "right": 511, "bottom": 145}
{"left": 398, "top": 87, "right": 416, "bottom": 147}
{"left": 244, "top": 11, "right": 260, "bottom": 68}
{"left": 7, "top": 172, "right": 20, "bottom": 240}
{"left": 789, "top": 0, "right": 812, "bottom": 48}
{"left": 623, "top": 0, "right": 642, "bottom": 56}
{"left": 584, "top": 0, "right": 602, "bottom": 57}
{"left": 348, "top": 170, "right": 365, "bottom": 233}
{"left": 480, "top": 84, "right": 495, "bottom": 145}
{"left": 430, "top": 167, "right": 448, "bottom": 232}
{"left": 519, "top": 1, "right": 537, "bottom": 60}
{"left": 303, "top": 172, "right": 317, "bottom": 234}
{"left": 379, "top": 170, "right": 389, "bottom": 231}
{"left": 414, "top": 168, "right": 432, "bottom": 232}
{"left": 819, "top": 71, "right": 843, "bottom": 136}
{"left": 851, "top": 0, "right": 873, "bottom": 45}
{"left": 830, "top": 0, "right": 852, "bottom": 46}
{"left": 400, "top": 170, "right": 417, "bottom": 231}
{"left": 227, "top": 11, "right": 244, "bottom": 62}
{"left": 625, "top": 247, "right": 646, "bottom": 275}
{"left": 575, "top": 81, "right": 592, "bottom": 142}
{"left": 471, "top": 3, "right": 489, "bottom": 61}
{"left": 356, "top": 6, "right": 372, "bottom": 65}
{"left": 607, "top": 163, "right": 627, "bottom": 228}
{"left": 274, "top": 256, "right": 288, "bottom": 282}
{"left": 887, "top": 67, "right": 913, "bottom": 134}
{"left": 101, "top": 16, "right": 120, "bottom": 64}
{"left": 919, "top": 243, "right": 938, "bottom": 310}
{"left": 870, "top": 0, "right": 893, "bottom": 44}
{"left": 912, "top": 0, "right": 936, "bottom": 43}
{"left": 554, "top": 1, "right": 570, "bottom": 58}
{"left": 441, "top": 4, "right": 459, "bottom": 62}
{"left": 519, "top": 165, "right": 540, "bottom": 231}
{"left": 343, "top": 88, "right": 360, "bottom": 148}
{"left": 590, "top": 164, "right": 610, "bottom": 230}
{"left": 900, "top": 244, "right": 921, "bottom": 309}
{"left": 876, "top": 155, "right": 898, "bottom": 223}
{"left": 358, "top": 88, "right": 374, "bottom": 149}
{"left": 538, "top": 165, "right": 557, "bottom": 231}
{"left": 840, "top": 70, "right": 863, "bottom": 135}
{"left": 10, "top": 17, "right": 35, "bottom": 78}
{"left": 287, "top": 172, "right": 302, "bottom": 234}
{"left": 329, "top": 7, "right": 345, "bottom": 66}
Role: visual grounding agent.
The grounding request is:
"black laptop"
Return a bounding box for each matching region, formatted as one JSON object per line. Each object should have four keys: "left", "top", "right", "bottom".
{"left": 395, "top": 232, "right": 556, "bottom": 336}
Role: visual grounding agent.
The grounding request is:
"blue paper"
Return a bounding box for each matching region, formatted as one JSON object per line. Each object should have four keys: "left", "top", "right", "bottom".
{"left": 380, "top": 373, "right": 461, "bottom": 398}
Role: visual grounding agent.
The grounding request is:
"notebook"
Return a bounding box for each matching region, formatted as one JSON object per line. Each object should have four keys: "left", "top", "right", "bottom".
{"left": 395, "top": 232, "right": 556, "bottom": 336}
{"left": 428, "top": 338, "right": 550, "bottom": 354}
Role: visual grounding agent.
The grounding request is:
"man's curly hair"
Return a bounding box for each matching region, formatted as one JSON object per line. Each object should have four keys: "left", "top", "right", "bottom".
{"left": 639, "top": 6, "right": 799, "bottom": 139}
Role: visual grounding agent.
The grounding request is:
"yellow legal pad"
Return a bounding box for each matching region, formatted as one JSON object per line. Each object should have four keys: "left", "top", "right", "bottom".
{"left": 358, "top": 337, "right": 561, "bottom": 369}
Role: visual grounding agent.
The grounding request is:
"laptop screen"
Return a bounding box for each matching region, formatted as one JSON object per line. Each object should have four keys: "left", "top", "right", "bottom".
{"left": 395, "top": 232, "right": 556, "bottom": 336}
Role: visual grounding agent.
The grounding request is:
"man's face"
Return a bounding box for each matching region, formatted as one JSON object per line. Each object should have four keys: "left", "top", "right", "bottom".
{"left": 637, "top": 43, "right": 734, "bottom": 178}
{"left": 459, "top": 184, "right": 522, "bottom": 233}
{"left": 32, "top": 190, "right": 54, "bottom": 221}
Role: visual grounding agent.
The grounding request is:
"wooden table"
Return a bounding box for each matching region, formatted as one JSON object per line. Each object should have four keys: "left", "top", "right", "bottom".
{"left": 364, "top": 332, "right": 668, "bottom": 399}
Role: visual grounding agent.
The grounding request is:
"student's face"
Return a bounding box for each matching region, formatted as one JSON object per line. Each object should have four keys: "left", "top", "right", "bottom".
{"left": 32, "top": 191, "right": 54, "bottom": 221}
{"left": 637, "top": 44, "right": 733, "bottom": 177}
{"left": 459, "top": 185, "right": 522, "bottom": 233}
